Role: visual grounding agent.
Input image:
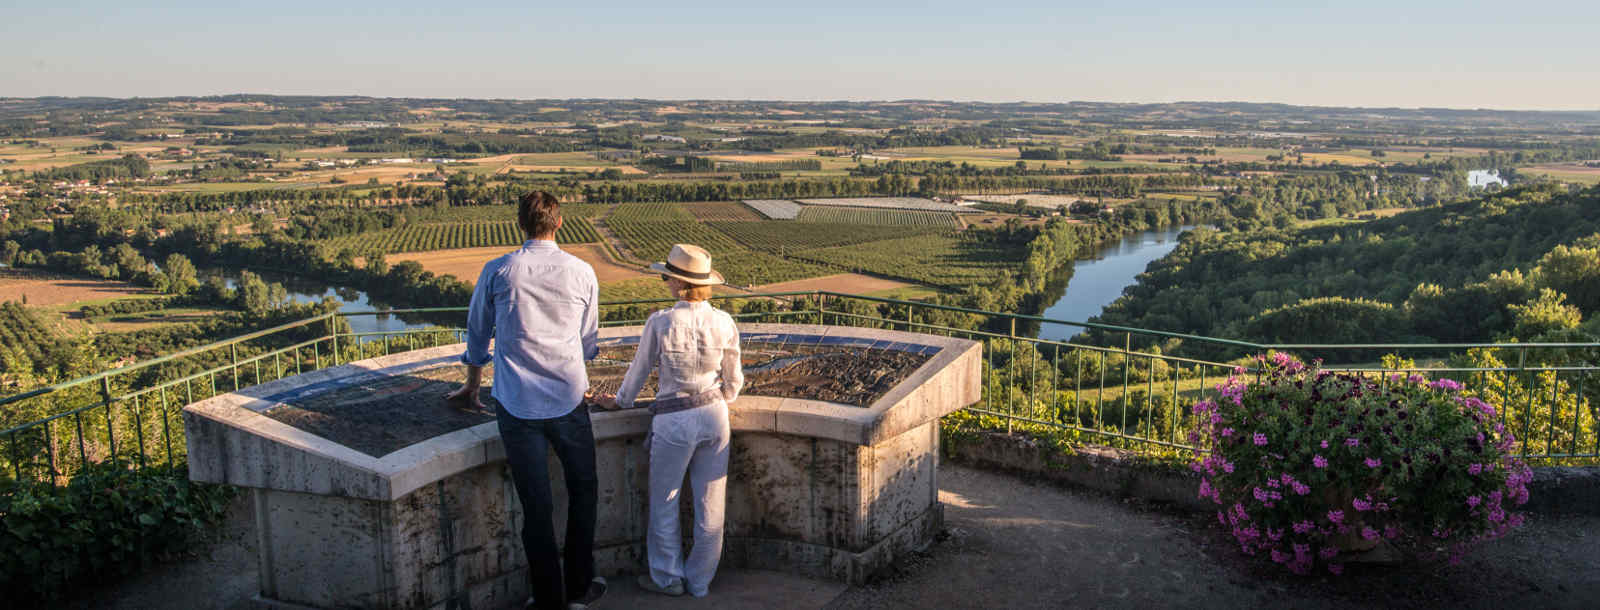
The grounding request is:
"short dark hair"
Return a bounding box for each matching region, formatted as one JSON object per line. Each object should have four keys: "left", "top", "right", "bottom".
{"left": 517, "top": 191, "right": 561, "bottom": 238}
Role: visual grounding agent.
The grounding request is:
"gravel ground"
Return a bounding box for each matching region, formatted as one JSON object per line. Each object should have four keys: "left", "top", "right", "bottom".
{"left": 59, "top": 465, "right": 1600, "bottom": 610}
{"left": 828, "top": 464, "right": 1600, "bottom": 610}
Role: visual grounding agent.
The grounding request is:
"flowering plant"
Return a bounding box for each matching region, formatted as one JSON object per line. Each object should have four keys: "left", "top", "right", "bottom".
{"left": 1191, "top": 353, "right": 1532, "bottom": 575}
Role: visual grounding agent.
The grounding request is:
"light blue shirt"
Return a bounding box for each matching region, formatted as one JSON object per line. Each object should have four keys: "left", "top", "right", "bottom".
{"left": 461, "top": 239, "right": 599, "bottom": 420}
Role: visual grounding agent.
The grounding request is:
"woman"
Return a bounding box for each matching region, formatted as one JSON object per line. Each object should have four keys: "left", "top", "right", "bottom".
{"left": 596, "top": 243, "right": 743, "bottom": 598}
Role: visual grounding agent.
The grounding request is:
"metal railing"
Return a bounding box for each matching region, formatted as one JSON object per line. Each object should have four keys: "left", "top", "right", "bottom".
{"left": 3, "top": 291, "right": 1597, "bottom": 486}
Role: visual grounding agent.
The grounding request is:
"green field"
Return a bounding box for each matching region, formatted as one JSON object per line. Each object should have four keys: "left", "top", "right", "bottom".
{"left": 607, "top": 203, "right": 825, "bottom": 286}
{"left": 319, "top": 217, "right": 600, "bottom": 253}
{"left": 794, "top": 206, "right": 959, "bottom": 227}
{"left": 791, "top": 234, "right": 1021, "bottom": 288}
{"left": 708, "top": 221, "right": 948, "bottom": 252}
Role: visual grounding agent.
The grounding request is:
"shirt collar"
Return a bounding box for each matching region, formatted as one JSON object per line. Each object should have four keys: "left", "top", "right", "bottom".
{"left": 523, "top": 239, "right": 558, "bottom": 250}
{"left": 673, "top": 300, "right": 711, "bottom": 310}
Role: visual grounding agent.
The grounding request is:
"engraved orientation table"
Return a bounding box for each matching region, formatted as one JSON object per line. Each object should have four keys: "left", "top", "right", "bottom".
{"left": 184, "top": 324, "right": 981, "bottom": 609}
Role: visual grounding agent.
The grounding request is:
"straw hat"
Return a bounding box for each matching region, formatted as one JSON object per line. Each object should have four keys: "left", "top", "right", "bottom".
{"left": 650, "top": 244, "right": 725, "bottom": 286}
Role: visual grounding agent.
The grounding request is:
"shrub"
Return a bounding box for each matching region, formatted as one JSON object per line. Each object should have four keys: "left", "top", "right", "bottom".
{"left": 0, "top": 462, "right": 237, "bottom": 602}
{"left": 1190, "top": 353, "right": 1531, "bottom": 575}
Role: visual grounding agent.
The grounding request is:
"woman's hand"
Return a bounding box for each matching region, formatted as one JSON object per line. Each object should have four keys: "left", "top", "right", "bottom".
{"left": 591, "top": 392, "right": 621, "bottom": 410}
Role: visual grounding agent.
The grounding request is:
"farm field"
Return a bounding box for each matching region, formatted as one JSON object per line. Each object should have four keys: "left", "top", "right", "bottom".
{"left": 87, "top": 307, "right": 231, "bottom": 332}
{"left": 682, "top": 201, "right": 765, "bottom": 222}
{"left": 607, "top": 203, "right": 826, "bottom": 286}
{"left": 961, "top": 194, "right": 1086, "bottom": 209}
{"left": 0, "top": 268, "right": 152, "bottom": 307}
{"left": 754, "top": 273, "right": 926, "bottom": 297}
{"left": 707, "top": 221, "right": 947, "bottom": 252}
{"left": 795, "top": 197, "right": 967, "bottom": 213}
{"left": 742, "top": 199, "right": 802, "bottom": 219}
{"left": 793, "top": 207, "right": 959, "bottom": 227}
{"left": 791, "top": 234, "right": 1021, "bottom": 288}
{"left": 1522, "top": 163, "right": 1600, "bottom": 184}
{"left": 388, "top": 244, "right": 648, "bottom": 284}
{"left": 317, "top": 217, "right": 600, "bottom": 254}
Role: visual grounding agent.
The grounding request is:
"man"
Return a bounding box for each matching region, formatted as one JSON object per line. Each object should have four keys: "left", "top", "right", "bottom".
{"left": 446, "top": 191, "right": 605, "bottom": 610}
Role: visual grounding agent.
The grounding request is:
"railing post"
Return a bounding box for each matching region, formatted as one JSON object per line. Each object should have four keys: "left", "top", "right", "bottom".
{"left": 230, "top": 343, "right": 240, "bottom": 391}
{"left": 329, "top": 313, "right": 341, "bottom": 366}
{"left": 818, "top": 293, "right": 827, "bottom": 326}
{"left": 1007, "top": 317, "right": 1016, "bottom": 435}
{"left": 100, "top": 376, "right": 116, "bottom": 464}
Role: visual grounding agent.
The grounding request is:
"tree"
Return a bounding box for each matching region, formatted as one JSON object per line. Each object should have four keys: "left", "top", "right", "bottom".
{"left": 1507, "top": 289, "right": 1582, "bottom": 340}
{"left": 162, "top": 253, "right": 199, "bottom": 295}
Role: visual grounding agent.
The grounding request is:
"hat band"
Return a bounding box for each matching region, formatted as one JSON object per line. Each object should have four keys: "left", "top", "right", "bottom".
{"left": 665, "top": 261, "right": 712, "bottom": 280}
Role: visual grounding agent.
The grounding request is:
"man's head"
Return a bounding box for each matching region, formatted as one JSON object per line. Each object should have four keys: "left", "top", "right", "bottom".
{"left": 517, "top": 190, "right": 563, "bottom": 239}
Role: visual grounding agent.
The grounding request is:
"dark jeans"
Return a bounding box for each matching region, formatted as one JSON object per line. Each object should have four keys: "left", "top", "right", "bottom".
{"left": 497, "top": 403, "right": 599, "bottom": 609}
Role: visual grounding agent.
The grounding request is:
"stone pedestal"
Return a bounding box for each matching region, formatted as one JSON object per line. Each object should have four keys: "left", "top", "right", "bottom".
{"left": 184, "top": 324, "right": 981, "bottom": 609}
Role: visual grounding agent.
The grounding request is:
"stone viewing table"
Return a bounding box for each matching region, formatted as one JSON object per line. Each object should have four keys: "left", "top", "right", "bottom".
{"left": 183, "top": 323, "right": 981, "bottom": 609}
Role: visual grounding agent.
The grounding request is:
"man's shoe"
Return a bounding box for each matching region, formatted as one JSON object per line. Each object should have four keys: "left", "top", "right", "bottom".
{"left": 568, "top": 576, "right": 607, "bottom": 609}
{"left": 635, "top": 574, "right": 684, "bottom": 597}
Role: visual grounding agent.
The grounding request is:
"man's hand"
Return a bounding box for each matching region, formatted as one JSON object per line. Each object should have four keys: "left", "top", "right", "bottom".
{"left": 445, "top": 384, "right": 487, "bottom": 413}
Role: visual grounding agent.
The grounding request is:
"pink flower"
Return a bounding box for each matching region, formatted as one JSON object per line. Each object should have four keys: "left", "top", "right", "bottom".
{"left": 1320, "top": 440, "right": 1329, "bottom": 449}
{"left": 1220, "top": 427, "right": 1235, "bottom": 437}
{"left": 1327, "top": 510, "right": 1345, "bottom": 524}
{"left": 1429, "top": 378, "right": 1463, "bottom": 392}
{"left": 1292, "top": 481, "right": 1311, "bottom": 496}
{"left": 1383, "top": 525, "right": 1401, "bottom": 539}
{"left": 1361, "top": 527, "right": 1380, "bottom": 541}
{"left": 1352, "top": 498, "right": 1372, "bottom": 511}
{"left": 1364, "top": 457, "right": 1382, "bottom": 468}
{"left": 1346, "top": 437, "right": 1360, "bottom": 447}
{"left": 1468, "top": 463, "right": 1483, "bottom": 475}
{"left": 1312, "top": 455, "right": 1328, "bottom": 469}
{"left": 1467, "top": 495, "right": 1481, "bottom": 508}
{"left": 1253, "top": 432, "right": 1269, "bottom": 446}
{"left": 1318, "top": 547, "right": 1339, "bottom": 559}
{"left": 1293, "top": 521, "right": 1315, "bottom": 534}
{"left": 1222, "top": 461, "right": 1235, "bottom": 474}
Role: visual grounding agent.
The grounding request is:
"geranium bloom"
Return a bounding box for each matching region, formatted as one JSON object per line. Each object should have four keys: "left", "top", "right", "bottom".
{"left": 1327, "top": 509, "right": 1344, "bottom": 524}
{"left": 1293, "top": 521, "right": 1315, "bottom": 534}
{"left": 1466, "top": 495, "right": 1481, "bottom": 508}
{"left": 1253, "top": 432, "right": 1268, "bottom": 446}
{"left": 1292, "top": 481, "right": 1311, "bottom": 496}
{"left": 1351, "top": 498, "right": 1371, "bottom": 511}
{"left": 1361, "top": 527, "right": 1380, "bottom": 541}
{"left": 1220, "top": 427, "right": 1235, "bottom": 437}
{"left": 1312, "top": 455, "right": 1328, "bottom": 468}
{"left": 1345, "top": 437, "right": 1360, "bottom": 447}
{"left": 1364, "top": 457, "right": 1382, "bottom": 468}
{"left": 1468, "top": 463, "right": 1483, "bottom": 475}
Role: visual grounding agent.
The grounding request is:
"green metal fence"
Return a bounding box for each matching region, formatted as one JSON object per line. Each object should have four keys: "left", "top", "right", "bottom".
{"left": 3, "top": 291, "right": 1597, "bottom": 486}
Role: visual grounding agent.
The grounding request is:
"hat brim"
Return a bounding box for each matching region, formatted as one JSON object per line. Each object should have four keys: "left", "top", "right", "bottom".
{"left": 649, "top": 262, "right": 725, "bottom": 286}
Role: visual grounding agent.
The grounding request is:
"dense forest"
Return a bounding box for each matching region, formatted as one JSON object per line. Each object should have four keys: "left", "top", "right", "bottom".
{"left": 1086, "top": 184, "right": 1600, "bottom": 355}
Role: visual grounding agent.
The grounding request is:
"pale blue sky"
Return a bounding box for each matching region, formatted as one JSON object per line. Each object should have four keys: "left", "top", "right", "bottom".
{"left": 5, "top": 1, "right": 1598, "bottom": 109}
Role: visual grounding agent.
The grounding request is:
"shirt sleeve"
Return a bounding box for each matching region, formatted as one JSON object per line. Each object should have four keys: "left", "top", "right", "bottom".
{"left": 460, "top": 259, "right": 498, "bottom": 367}
{"left": 720, "top": 315, "right": 744, "bottom": 403}
{"left": 616, "top": 313, "right": 660, "bottom": 409}
{"left": 580, "top": 269, "right": 599, "bottom": 361}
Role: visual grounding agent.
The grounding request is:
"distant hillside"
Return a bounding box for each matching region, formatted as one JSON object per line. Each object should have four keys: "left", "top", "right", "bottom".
{"left": 1087, "top": 184, "right": 1600, "bottom": 349}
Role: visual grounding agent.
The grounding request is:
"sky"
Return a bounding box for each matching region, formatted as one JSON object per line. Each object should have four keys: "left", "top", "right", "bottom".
{"left": 5, "top": 1, "right": 1599, "bottom": 110}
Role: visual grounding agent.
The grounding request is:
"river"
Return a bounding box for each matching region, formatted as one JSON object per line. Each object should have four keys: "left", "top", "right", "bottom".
{"left": 1036, "top": 225, "right": 1198, "bottom": 342}
{"left": 215, "top": 271, "right": 441, "bottom": 338}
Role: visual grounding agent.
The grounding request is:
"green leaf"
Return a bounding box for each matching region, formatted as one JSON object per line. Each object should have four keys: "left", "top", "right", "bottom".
{"left": 137, "top": 513, "right": 157, "bottom": 526}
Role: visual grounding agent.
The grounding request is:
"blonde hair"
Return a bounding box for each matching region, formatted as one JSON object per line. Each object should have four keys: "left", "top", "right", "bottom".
{"left": 677, "top": 283, "right": 713, "bottom": 302}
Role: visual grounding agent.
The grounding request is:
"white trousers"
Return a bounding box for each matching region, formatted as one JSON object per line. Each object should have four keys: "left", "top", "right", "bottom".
{"left": 646, "top": 401, "right": 730, "bottom": 597}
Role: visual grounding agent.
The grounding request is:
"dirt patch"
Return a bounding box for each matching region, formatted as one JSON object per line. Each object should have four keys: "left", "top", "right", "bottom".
{"left": 0, "top": 268, "right": 150, "bottom": 307}
{"left": 388, "top": 244, "right": 647, "bottom": 283}
{"left": 755, "top": 273, "right": 915, "bottom": 294}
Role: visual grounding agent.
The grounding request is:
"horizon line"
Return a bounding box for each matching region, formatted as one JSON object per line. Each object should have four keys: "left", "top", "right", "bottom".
{"left": 5, "top": 94, "right": 1600, "bottom": 115}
